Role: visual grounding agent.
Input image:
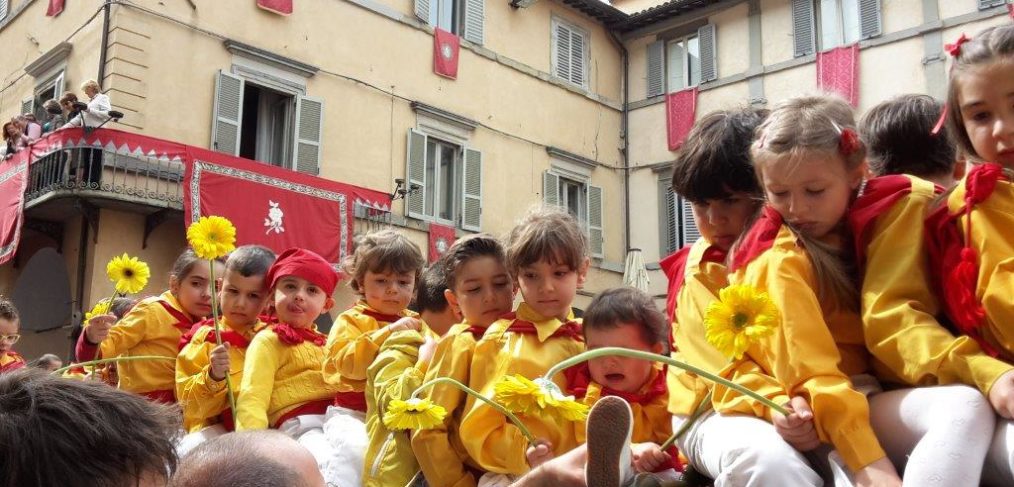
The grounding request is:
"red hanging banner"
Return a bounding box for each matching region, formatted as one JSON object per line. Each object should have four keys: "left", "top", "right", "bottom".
{"left": 428, "top": 223, "right": 457, "bottom": 263}
{"left": 46, "top": 0, "right": 65, "bottom": 17}
{"left": 433, "top": 28, "right": 460, "bottom": 80}
{"left": 257, "top": 0, "right": 293, "bottom": 15}
{"left": 817, "top": 44, "right": 860, "bottom": 107}
{"left": 0, "top": 153, "right": 28, "bottom": 266}
{"left": 666, "top": 88, "right": 698, "bottom": 151}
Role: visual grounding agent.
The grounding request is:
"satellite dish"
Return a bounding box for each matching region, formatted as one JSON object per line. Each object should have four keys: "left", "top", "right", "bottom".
{"left": 10, "top": 247, "right": 72, "bottom": 331}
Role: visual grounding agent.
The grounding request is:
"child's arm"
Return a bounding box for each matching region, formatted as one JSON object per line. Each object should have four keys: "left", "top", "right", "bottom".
{"left": 176, "top": 327, "right": 231, "bottom": 432}
{"left": 412, "top": 332, "right": 479, "bottom": 487}
{"left": 235, "top": 332, "right": 278, "bottom": 430}
{"left": 77, "top": 301, "right": 156, "bottom": 360}
{"left": 368, "top": 330, "right": 428, "bottom": 417}
{"left": 323, "top": 312, "right": 420, "bottom": 385}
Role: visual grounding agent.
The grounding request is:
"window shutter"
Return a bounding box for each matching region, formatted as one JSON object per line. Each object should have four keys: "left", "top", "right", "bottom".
{"left": 462, "top": 0, "right": 484, "bottom": 45}
{"left": 554, "top": 23, "right": 573, "bottom": 83}
{"left": 570, "top": 29, "right": 586, "bottom": 88}
{"left": 211, "top": 70, "right": 244, "bottom": 156}
{"left": 543, "top": 171, "right": 560, "bottom": 207}
{"left": 461, "top": 147, "right": 483, "bottom": 231}
{"left": 698, "top": 24, "right": 718, "bottom": 83}
{"left": 587, "top": 185, "right": 604, "bottom": 258}
{"left": 858, "top": 0, "right": 882, "bottom": 39}
{"left": 658, "top": 179, "right": 678, "bottom": 255}
{"left": 406, "top": 129, "right": 428, "bottom": 219}
{"left": 791, "top": 0, "right": 815, "bottom": 57}
{"left": 646, "top": 40, "right": 665, "bottom": 98}
{"left": 293, "top": 95, "right": 323, "bottom": 175}
{"left": 415, "top": 0, "right": 430, "bottom": 22}
{"left": 52, "top": 71, "right": 65, "bottom": 99}
{"left": 0, "top": 1, "right": 8, "bottom": 21}
{"left": 679, "top": 196, "right": 701, "bottom": 247}
{"left": 21, "top": 97, "right": 34, "bottom": 118}
{"left": 978, "top": 0, "right": 1005, "bottom": 10}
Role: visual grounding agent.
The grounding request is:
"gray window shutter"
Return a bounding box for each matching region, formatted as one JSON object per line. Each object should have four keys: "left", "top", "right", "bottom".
{"left": 461, "top": 147, "right": 482, "bottom": 231}
{"left": 415, "top": 0, "right": 430, "bottom": 22}
{"left": 679, "top": 196, "right": 701, "bottom": 247}
{"left": 658, "top": 179, "right": 678, "bottom": 255}
{"left": 647, "top": 40, "right": 665, "bottom": 98}
{"left": 698, "top": 24, "right": 718, "bottom": 83}
{"left": 858, "top": 0, "right": 882, "bottom": 39}
{"left": 554, "top": 23, "right": 573, "bottom": 83}
{"left": 587, "top": 185, "right": 604, "bottom": 258}
{"left": 463, "top": 0, "right": 484, "bottom": 45}
{"left": 543, "top": 171, "right": 560, "bottom": 207}
{"left": 791, "top": 0, "right": 815, "bottom": 57}
{"left": 0, "top": 1, "right": 8, "bottom": 21}
{"left": 52, "top": 71, "right": 65, "bottom": 99}
{"left": 21, "top": 97, "right": 34, "bottom": 118}
{"left": 570, "top": 29, "right": 586, "bottom": 88}
{"left": 211, "top": 70, "right": 244, "bottom": 156}
{"left": 406, "top": 129, "right": 428, "bottom": 219}
{"left": 978, "top": 0, "right": 1005, "bottom": 10}
{"left": 293, "top": 95, "right": 323, "bottom": 175}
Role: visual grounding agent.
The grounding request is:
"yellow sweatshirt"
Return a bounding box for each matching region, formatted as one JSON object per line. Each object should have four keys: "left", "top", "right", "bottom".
{"left": 323, "top": 300, "right": 416, "bottom": 393}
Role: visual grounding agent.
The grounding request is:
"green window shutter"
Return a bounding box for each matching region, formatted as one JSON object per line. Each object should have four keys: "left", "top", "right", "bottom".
{"left": 52, "top": 71, "right": 65, "bottom": 99}
{"left": 554, "top": 22, "right": 573, "bottom": 83}
{"left": 792, "top": 0, "right": 815, "bottom": 57}
{"left": 461, "top": 147, "right": 482, "bottom": 231}
{"left": 679, "top": 196, "right": 701, "bottom": 247}
{"left": 463, "top": 0, "right": 484, "bottom": 45}
{"left": 415, "top": 0, "right": 430, "bottom": 22}
{"left": 587, "top": 184, "right": 604, "bottom": 258}
{"left": 211, "top": 70, "right": 244, "bottom": 156}
{"left": 646, "top": 40, "right": 665, "bottom": 98}
{"left": 858, "top": 0, "right": 882, "bottom": 39}
{"left": 406, "top": 129, "right": 428, "bottom": 219}
{"left": 698, "top": 24, "right": 717, "bottom": 82}
{"left": 293, "top": 94, "right": 323, "bottom": 175}
{"left": 0, "top": 1, "right": 8, "bottom": 22}
{"left": 570, "top": 28, "right": 587, "bottom": 88}
{"left": 543, "top": 171, "right": 560, "bottom": 207}
{"left": 658, "top": 179, "right": 678, "bottom": 255}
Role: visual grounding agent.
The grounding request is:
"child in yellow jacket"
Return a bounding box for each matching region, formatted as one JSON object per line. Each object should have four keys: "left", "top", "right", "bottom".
{"left": 176, "top": 245, "right": 275, "bottom": 453}
{"left": 412, "top": 234, "right": 516, "bottom": 487}
{"left": 78, "top": 249, "right": 220, "bottom": 403}
{"left": 459, "top": 206, "right": 588, "bottom": 483}
{"left": 0, "top": 296, "right": 26, "bottom": 373}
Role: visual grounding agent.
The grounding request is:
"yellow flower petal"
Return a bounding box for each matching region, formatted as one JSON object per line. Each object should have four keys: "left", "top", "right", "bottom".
{"left": 186, "top": 216, "right": 237, "bottom": 260}
{"left": 704, "top": 284, "right": 780, "bottom": 360}
{"left": 383, "top": 398, "right": 447, "bottom": 431}
{"left": 495, "top": 375, "right": 589, "bottom": 423}
{"left": 105, "top": 253, "right": 151, "bottom": 295}
{"left": 84, "top": 299, "right": 112, "bottom": 322}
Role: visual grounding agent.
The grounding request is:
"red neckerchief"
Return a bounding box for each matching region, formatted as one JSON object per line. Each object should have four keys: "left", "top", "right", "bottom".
{"left": 660, "top": 245, "right": 727, "bottom": 351}
{"left": 178, "top": 319, "right": 254, "bottom": 351}
{"left": 465, "top": 325, "right": 487, "bottom": 337}
{"left": 847, "top": 175, "right": 920, "bottom": 271}
{"left": 156, "top": 299, "right": 197, "bottom": 331}
{"left": 360, "top": 306, "right": 404, "bottom": 324}
{"left": 0, "top": 351, "right": 26, "bottom": 372}
{"left": 924, "top": 163, "right": 1007, "bottom": 357}
{"left": 273, "top": 323, "right": 326, "bottom": 346}
{"left": 502, "top": 313, "right": 583, "bottom": 341}
{"left": 564, "top": 362, "right": 667, "bottom": 405}
{"left": 731, "top": 206, "right": 783, "bottom": 272}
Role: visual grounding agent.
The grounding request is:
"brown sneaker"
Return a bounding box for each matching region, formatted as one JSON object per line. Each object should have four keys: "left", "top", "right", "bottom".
{"left": 585, "top": 396, "right": 634, "bottom": 487}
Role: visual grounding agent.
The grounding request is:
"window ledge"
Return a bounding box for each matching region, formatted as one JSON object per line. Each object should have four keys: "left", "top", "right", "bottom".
{"left": 411, "top": 102, "right": 478, "bottom": 132}
{"left": 25, "top": 42, "right": 72, "bottom": 78}
{"left": 546, "top": 146, "right": 600, "bottom": 171}
{"left": 224, "top": 39, "right": 319, "bottom": 78}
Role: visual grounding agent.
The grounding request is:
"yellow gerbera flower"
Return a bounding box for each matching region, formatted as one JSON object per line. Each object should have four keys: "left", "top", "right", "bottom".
{"left": 383, "top": 398, "right": 447, "bottom": 431}
{"left": 495, "top": 375, "right": 589, "bottom": 423}
{"left": 187, "top": 216, "right": 237, "bottom": 260}
{"left": 704, "top": 284, "right": 779, "bottom": 360}
{"left": 84, "top": 299, "right": 112, "bottom": 322}
{"left": 106, "top": 253, "right": 151, "bottom": 295}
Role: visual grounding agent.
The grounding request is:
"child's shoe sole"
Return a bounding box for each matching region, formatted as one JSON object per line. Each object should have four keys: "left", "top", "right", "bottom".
{"left": 585, "top": 396, "right": 634, "bottom": 487}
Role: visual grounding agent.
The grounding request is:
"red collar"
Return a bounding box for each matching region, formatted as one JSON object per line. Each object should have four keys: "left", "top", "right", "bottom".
{"left": 360, "top": 306, "right": 404, "bottom": 324}
{"left": 847, "top": 175, "right": 918, "bottom": 270}
{"left": 564, "top": 362, "right": 667, "bottom": 405}
{"left": 178, "top": 319, "right": 254, "bottom": 351}
{"left": 0, "top": 351, "right": 26, "bottom": 372}
{"left": 157, "top": 299, "right": 197, "bottom": 331}
{"left": 502, "top": 313, "right": 583, "bottom": 341}
{"left": 730, "top": 206, "right": 783, "bottom": 272}
{"left": 273, "top": 323, "right": 326, "bottom": 346}
{"left": 465, "top": 325, "right": 487, "bottom": 337}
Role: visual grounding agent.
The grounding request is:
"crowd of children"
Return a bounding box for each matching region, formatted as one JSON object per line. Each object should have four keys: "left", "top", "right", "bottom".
{"left": 2, "top": 24, "right": 1014, "bottom": 487}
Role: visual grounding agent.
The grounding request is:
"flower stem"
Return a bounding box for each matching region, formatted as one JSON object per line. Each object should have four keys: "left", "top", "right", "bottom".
{"left": 542, "top": 347, "right": 788, "bottom": 416}
{"left": 52, "top": 355, "right": 175, "bottom": 376}
{"left": 409, "top": 377, "right": 536, "bottom": 443}
{"left": 659, "top": 391, "right": 712, "bottom": 451}
{"left": 207, "top": 261, "right": 238, "bottom": 417}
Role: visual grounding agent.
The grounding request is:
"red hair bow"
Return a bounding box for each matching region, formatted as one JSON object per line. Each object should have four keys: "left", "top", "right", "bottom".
{"left": 839, "top": 128, "right": 860, "bottom": 156}
{"left": 944, "top": 34, "right": 970, "bottom": 58}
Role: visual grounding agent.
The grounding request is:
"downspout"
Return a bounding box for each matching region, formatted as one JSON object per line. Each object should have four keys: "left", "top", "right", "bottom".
{"left": 608, "top": 31, "right": 631, "bottom": 253}
{"left": 97, "top": 0, "right": 111, "bottom": 85}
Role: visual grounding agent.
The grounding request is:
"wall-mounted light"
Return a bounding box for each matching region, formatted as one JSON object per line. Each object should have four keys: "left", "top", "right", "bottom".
{"left": 390, "top": 178, "right": 422, "bottom": 201}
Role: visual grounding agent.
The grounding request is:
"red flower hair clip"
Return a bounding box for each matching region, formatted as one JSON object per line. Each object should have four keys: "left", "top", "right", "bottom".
{"left": 945, "top": 34, "right": 970, "bottom": 58}
{"left": 839, "top": 128, "right": 860, "bottom": 156}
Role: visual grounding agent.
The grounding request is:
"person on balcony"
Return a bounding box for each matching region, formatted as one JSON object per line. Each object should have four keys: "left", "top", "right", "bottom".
{"left": 41, "top": 99, "right": 65, "bottom": 134}
{"left": 3, "top": 121, "right": 28, "bottom": 157}
{"left": 14, "top": 114, "right": 42, "bottom": 142}
{"left": 62, "top": 80, "right": 112, "bottom": 130}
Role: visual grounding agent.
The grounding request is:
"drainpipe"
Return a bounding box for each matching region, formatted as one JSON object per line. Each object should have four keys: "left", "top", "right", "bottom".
{"left": 608, "top": 31, "right": 631, "bottom": 253}
{"left": 97, "top": 0, "right": 111, "bottom": 85}
{"left": 71, "top": 212, "right": 89, "bottom": 360}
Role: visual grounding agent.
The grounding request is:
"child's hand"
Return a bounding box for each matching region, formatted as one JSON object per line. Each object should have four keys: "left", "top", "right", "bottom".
{"left": 854, "top": 457, "right": 902, "bottom": 487}
{"left": 630, "top": 442, "right": 668, "bottom": 473}
{"left": 526, "top": 438, "right": 556, "bottom": 469}
{"left": 84, "top": 314, "right": 117, "bottom": 343}
{"left": 989, "top": 369, "right": 1014, "bottom": 418}
{"left": 772, "top": 396, "right": 819, "bottom": 452}
{"left": 388, "top": 317, "right": 422, "bottom": 333}
{"left": 208, "top": 343, "right": 231, "bottom": 381}
{"left": 418, "top": 336, "right": 437, "bottom": 365}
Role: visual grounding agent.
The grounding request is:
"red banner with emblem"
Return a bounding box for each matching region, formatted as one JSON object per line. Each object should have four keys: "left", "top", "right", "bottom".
{"left": 428, "top": 223, "right": 456, "bottom": 263}
{"left": 257, "top": 0, "right": 293, "bottom": 15}
{"left": 434, "top": 28, "right": 460, "bottom": 80}
{"left": 0, "top": 153, "right": 28, "bottom": 265}
{"left": 46, "top": 0, "right": 64, "bottom": 17}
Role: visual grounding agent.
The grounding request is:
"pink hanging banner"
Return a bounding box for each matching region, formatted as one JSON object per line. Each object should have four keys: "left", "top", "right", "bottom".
{"left": 46, "top": 0, "right": 65, "bottom": 17}
{"left": 817, "top": 44, "right": 860, "bottom": 107}
{"left": 666, "top": 88, "right": 698, "bottom": 151}
{"left": 0, "top": 153, "right": 28, "bottom": 266}
{"left": 257, "top": 0, "right": 293, "bottom": 15}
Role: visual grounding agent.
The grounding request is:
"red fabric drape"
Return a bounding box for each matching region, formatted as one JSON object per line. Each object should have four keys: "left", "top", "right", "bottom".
{"left": 257, "top": 0, "right": 292, "bottom": 15}
{"left": 46, "top": 0, "right": 65, "bottom": 17}
{"left": 428, "top": 222, "right": 456, "bottom": 263}
{"left": 817, "top": 44, "right": 860, "bottom": 107}
{"left": 434, "top": 28, "right": 461, "bottom": 80}
{"left": 0, "top": 153, "right": 28, "bottom": 266}
{"left": 666, "top": 88, "right": 698, "bottom": 151}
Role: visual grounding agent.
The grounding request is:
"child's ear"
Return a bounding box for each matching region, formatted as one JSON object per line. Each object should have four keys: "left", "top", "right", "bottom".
{"left": 323, "top": 297, "right": 335, "bottom": 313}
{"left": 169, "top": 275, "right": 181, "bottom": 295}
{"left": 444, "top": 289, "right": 460, "bottom": 311}
{"left": 652, "top": 341, "right": 665, "bottom": 355}
{"left": 576, "top": 258, "right": 591, "bottom": 288}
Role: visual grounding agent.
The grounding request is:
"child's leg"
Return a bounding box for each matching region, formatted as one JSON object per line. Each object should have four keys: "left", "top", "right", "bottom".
{"left": 321, "top": 405, "right": 369, "bottom": 486}
{"left": 673, "top": 410, "right": 823, "bottom": 487}
{"left": 282, "top": 413, "right": 361, "bottom": 487}
{"left": 867, "top": 385, "right": 994, "bottom": 485}
{"left": 983, "top": 418, "right": 1014, "bottom": 487}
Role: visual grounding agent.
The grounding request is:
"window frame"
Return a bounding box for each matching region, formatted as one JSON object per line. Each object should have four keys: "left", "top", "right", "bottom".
{"left": 551, "top": 16, "right": 591, "bottom": 90}
{"left": 422, "top": 136, "right": 464, "bottom": 226}
{"left": 816, "top": 0, "right": 861, "bottom": 51}
{"left": 666, "top": 33, "right": 702, "bottom": 93}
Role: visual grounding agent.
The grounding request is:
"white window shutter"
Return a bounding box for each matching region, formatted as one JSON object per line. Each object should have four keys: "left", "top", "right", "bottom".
{"left": 858, "top": 0, "right": 882, "bottom": 39}
{"left": 587, "top": 185, "right": 604, "bottom": 258}
{"left": 463, "top": 0, "right": 484, "bottom": 45}
{"left": 0, "top": 1, "right": 8, "bottom": 22}
{"left": 570, "top": 29, "right": 586, "bottom": 88}
{"left": 978, "top": 0, "right": 1006, "bottom": 10}
{"left": 791, "top": 0, "right": 815, "bottom": 57}
{"left": 646, "top": 40, "right": 665, "bottom": 98}
{"left": 293, "top": 95, "right": 323, "bottom": 175}
{"left": 415, "top": 0, "right": 430, "bottom": 22}
{"left": 543, "top": 171, "right": 560, "bottom": 207}
{"left": 461, "top": 147, "right": 482, "bottom": 231}
{"left": 211, "top": 70, "right": 244, "bottom": 156}
{"left": 679, "top": 196, "right": 701, "bottom": 247}
{"left": 698, "top": 24, "right": 718, "bottom": 82}
{"left": 21, "top": 97, "right": 34, "bottom": 118}
{"left": 53, "top": 70, "right": 65, "bottom": 99}
{"left": 554, "top": 23, "right": 572, "bottom": 83}
{"left": 406, "top": 129, "right": 428, "bottom": 219}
